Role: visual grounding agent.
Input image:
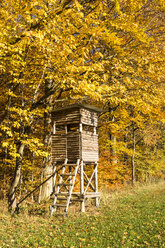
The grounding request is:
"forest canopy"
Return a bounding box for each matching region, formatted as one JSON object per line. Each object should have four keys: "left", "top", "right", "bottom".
{"left": 0, "top": 0, "right": 165, "bottom": 210}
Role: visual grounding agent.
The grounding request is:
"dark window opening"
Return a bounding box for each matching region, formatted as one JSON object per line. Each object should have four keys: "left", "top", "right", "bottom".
{"left": 67, "top": 124, "right": 79, "bottom": 132}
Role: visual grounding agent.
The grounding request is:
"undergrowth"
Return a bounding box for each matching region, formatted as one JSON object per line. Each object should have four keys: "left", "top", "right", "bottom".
{"left": 0, "top": 182, "right": 165, "bottom": 248}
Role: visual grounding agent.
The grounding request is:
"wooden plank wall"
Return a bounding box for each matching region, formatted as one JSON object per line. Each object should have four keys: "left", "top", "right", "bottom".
{"left": 81, "top": 132, "right": 99, "bottom": 162}
{"left": 80, "top": 108, "right": 99, "bottom": 162}
{"left": 52, "top": 108, "right": 81, "bottom": 125}
{"left": 67, "top": 131, "right": 80, "bottom": 162}
{"left": 51, "top": 106, "right": 99, "bottom": 162}
{"left": 80, "top": 108, "right": 98, "bottom": 126}
{"left": 51, "top": 132, "right": 66, "bottom": 162}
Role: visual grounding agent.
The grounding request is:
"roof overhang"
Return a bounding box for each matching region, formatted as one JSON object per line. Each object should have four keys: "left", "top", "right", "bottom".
{"left": 52, "top": 104, "right": 105, "bottom": 113}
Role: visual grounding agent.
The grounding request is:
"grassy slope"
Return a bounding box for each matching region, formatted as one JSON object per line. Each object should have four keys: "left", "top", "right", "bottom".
{"left": 0, "top": 182, "right": 165, "bottom": 248}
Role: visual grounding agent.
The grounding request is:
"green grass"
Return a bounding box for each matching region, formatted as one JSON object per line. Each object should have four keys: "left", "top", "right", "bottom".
{"left": 0, "top": 182, "right": 165, "bottom": 248}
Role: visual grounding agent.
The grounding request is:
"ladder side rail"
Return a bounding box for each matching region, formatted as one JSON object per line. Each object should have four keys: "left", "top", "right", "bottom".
{"left": 80, "top": 160, "right": 85, "bottom": 212}
{"left": 52, "top": 163, "right": 57, "bottom": 194}
{"left": 65, "top": 159, "right": 80, "bottom": 214}
{"left": 53, "top": 159, "right": 67, "bottom": 206}
{"left": 94, "top": 162, "right": 100, "bottom": 207}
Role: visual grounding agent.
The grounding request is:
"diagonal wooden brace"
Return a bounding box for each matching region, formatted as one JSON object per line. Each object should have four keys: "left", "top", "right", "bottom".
{"left": 84, "top": 166, "right": 97, "bottom": 194}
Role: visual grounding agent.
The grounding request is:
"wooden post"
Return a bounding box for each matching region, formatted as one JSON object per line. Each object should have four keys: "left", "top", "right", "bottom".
{"left": 79, "top": 123, "right": 82, "bottom": 132}
{"left": 53, "top": 122, "right": 56, "bottom": 134}
{"left": 65, "top": 125, "right": 67, "bottom": 160}
{"left": 94, "top": 162, "right": 99, "bottom": 207}
{"left": 52, "top": 163, "right": 56, "bottom": 193}
{"left": 80, "top": 160, "right": 85, "bottom": 212}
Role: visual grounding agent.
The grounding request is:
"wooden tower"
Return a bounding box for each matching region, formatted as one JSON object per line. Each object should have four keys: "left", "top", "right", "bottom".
{"left": 50, "top": 104, "right": 102, "bottom": 215}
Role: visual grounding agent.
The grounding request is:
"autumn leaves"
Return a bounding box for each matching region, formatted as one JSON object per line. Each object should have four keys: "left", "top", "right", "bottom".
{"left": 0, "top": 0, "right": 164, "bottom": 208}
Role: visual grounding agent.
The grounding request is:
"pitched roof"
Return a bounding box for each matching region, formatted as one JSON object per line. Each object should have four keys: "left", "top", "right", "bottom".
{"left": 53, "top": 104, "right": 105, "bottom": 113}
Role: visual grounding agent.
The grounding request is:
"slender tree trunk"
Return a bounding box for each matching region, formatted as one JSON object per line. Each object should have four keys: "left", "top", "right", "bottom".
{"left": 108, "top": 114, "right": 117, "bottom": 164}
{"left": 111, "top": 131, "right": 117, "bottom": 164}
{"left": 8, "top": 143, "right": 25, "bottom": 211}
{"left": 31, "top": 173, "right": 34, "bottom": 202}
{"left": 38, "top": 170, "right": 43, "bottom": 203}
{"left": 4, "top": 147, "right": 8, "bottom": 191}
{"left": 3, "top": 94, "right": 12, "bottom": 191}
{"left": 40, "top": 78, "right": 53, "bottom": 200}
{"left": 8, "top": 83, "right": 26, "bottom": 211}
{"left": 31, "top": 153, "right": 35, "bottom": 202}
{"left": 124, "top": 129, "right": 128, "bottom": 166}
{"left": 131, "top": 122, "right": 136, "bottom": 186}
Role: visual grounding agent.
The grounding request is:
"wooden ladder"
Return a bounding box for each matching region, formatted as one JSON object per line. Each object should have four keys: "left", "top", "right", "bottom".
{"left": 50, "top": 159, "right": 80, "bottom": 216}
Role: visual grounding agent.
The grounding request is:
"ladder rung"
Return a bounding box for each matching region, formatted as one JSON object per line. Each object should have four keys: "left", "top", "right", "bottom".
{"left": 57, "top": 197, "right": 67, "bottom": 200}
{"left": 60, "top": 173, "right": 75, "bottom": 176}
{"left": 55, "top": 204, "right": 66, "bottom": 207}
{"left": 57, "top": 183, "right": 73, "bottom": 186}
{"left": 51, "top": 159, "right": 80, "bottom": 215}
{"left": 55, "top": 164, "right": 75, "bottom": 167}
{"left": 55, "top": 193, "right": 69, "bottom": 196}
{"left": 71, "top": 198, "right": 83, "bottom": 202}
{"left": 63, "top": 164, "right": 76, "bottom": 166}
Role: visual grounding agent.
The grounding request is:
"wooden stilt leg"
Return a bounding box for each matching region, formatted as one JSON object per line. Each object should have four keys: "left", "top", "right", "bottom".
{"left": 95, "top": 162, "right": 99, "bottom": 207}
{"left": 80, "top": 161, "right": 85, "bottom": 212}
{"left": 52, "top": 163, "right": 56, "bottom": 193}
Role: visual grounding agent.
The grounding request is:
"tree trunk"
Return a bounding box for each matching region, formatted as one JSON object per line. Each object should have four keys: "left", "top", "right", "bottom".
{"left": 108, "top": 114, "right": 117, "bottom": 165}
{"left": 8, "top": 143, "right": 25, "bottom": 211}
{"left": 40, "top": 165, "right": 53, "bottom": 200}
{"left": 124, "top": 129, "right": 128, "bottom": 166}
{"left": 40, "top": 78, "right": 53, "bottom": 201}
{"left": 131, "top": 123, "right": 136, "bottom": 186}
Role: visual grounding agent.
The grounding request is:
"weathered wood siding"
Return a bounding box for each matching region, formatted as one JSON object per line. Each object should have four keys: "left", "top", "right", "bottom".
{"left": 80, "top": 108, "right": 98, "bottom": 126}
{"left": 51, "top": 105, "right": 100, "bottom": 162}
{"left": 51, "top": 131, "right": 66, "bottom": 162}
{"left": 81, "top": 131, "right": 99, "bottom": 162}
{"left": 67, "top": 131, "right": 80, "bottom": 162}
{"left": 52, "top": 107, "right": 81, "bottom": 125}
